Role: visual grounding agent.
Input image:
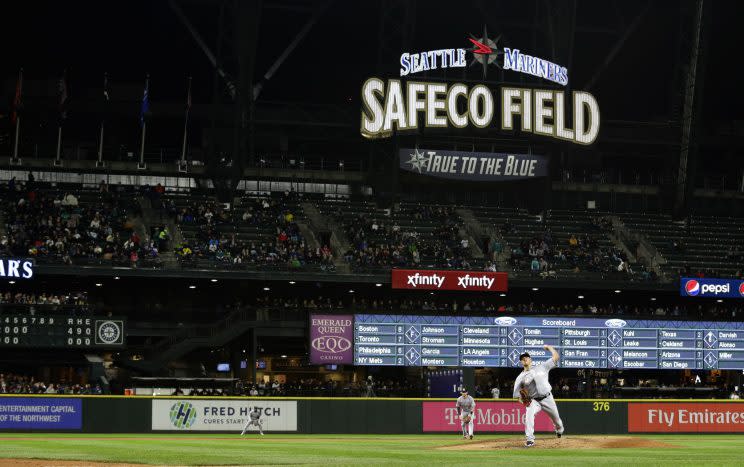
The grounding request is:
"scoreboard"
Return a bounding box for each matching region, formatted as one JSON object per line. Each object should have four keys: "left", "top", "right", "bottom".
{"left": 353, "top": 314, "right": 744, "bottom": 370}
{"left": 0, "top": 315, "right": 125, "bottom": 348}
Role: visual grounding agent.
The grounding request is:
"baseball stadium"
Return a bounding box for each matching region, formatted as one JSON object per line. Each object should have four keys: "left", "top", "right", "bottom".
{"left": 1, "top": 0, "right": 744, "bottom": 465}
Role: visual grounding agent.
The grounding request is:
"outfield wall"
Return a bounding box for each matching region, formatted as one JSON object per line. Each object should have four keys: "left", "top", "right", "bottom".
{"left": 1, "top": 396, "right": 743, "bottom": 434}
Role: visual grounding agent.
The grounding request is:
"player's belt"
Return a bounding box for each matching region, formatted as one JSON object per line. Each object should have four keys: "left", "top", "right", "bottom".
{"left": 534, "top": 392, "right": 551, "bottom": 401}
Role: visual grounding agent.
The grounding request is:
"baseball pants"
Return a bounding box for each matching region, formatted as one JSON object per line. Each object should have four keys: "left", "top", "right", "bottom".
{"left": 460, "top": 412, "right": 474, "bottom": 437}
{"left": 241, "top": 420, "right": 263, "bottom": 435}
{"left": 524, "top": 394, "right": 563, "bottom": 441}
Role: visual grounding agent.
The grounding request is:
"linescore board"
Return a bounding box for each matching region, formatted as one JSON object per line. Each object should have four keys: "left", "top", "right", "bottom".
{"left": 353, "top": 315, "right": 744, "bottom": 370}
{"left": 0, "top": 315, "right": 125, "bottom": 348}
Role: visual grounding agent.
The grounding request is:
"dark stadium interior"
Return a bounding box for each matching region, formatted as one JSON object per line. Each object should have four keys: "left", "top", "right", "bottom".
{"left": 1, "top": 0, "right": 743, "bottom": 403}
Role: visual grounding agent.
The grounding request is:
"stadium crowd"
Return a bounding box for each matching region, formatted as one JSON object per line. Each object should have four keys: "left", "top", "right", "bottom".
{"left": 0, "top": 373, "right": 102, "bottom": 395}
{"left": 1, "top": 175, "right": 160, "bottom": 268}
{"left": 341, "top": 205, "right": 472, "bottom": 270}
{"left": 171, "top": 195, "right": 334, "bottom": 270}
{"left": 250, "top": 295, "right": 742, "bottom": 320}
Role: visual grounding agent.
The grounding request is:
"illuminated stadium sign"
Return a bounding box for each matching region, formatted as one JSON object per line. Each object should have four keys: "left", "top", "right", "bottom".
{"left": 362, "top": 28, "right": 599, "bottom": 145}
{"left": 0, "top": 258, "right": 34, "bottom": 279}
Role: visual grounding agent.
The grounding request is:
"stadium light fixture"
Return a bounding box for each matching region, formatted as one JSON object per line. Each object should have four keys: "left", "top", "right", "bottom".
{"left": 717, "top": 299, "right": 723, "bottom": 303}
{"left": 189, "top": 285, "right": 196, "bottom": 289}
{"left": 95, "top": 283, "right": 102, "bottom": 287}
{"left": 281, "top": 355, "right": 287, "bottom": 358}
{"left": 499, "top": 293, "right": 506, "bottom": 297}
{"left": 263, "top": 287, "right": 270, "bottom": 291}
{"left": 578, "top": 295, "right": 584, "bottom": 299}
{"left": 210, "top": 279, "right": 218, "bottom": 283}
{"left": 375, "top": 283, "right": 382, "bottom": 287}
{"left": 8, "top": 281, "right": 15, "bottom": 285}
{"left": 114, "top": 276, "right": 120, "bottom": 280}
{"left": 289, "top": 281, "right": 296, "bottom": 285}
{"left": 651, "top": 297, "right": 657, "bottom": 301}
{"left": 348, "top": 289, "right": 355, "bottom": 293}
{"left": 614, "top": 290, "right": 621, "bottom": 293}
{"left": 532, "top": 287, "right": 539, "bottom": 291}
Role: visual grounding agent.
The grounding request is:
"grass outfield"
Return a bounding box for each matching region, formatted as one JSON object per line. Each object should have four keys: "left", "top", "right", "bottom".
{"left": 0, "top": 433, "right": 742, "bottom": 466}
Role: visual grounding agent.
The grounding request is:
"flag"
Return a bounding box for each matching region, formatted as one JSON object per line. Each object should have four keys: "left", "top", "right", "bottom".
{"left": 58, "top": 70, "right": 68, "bottom": 122}
{"left": 103, "top": 72, "right": 109, "bottom": 102}
{"left": 11, "top": 69, "right": 23, "bottom": 124}
{"left": 140, "top": 75, "right": 150, "bottom": 127}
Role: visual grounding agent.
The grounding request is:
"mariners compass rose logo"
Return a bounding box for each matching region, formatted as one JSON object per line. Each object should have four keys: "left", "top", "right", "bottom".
{"left": 406, "top": 149, "right": 430, "bottom": 173}
{"left": 468, "top": 25, "right": 503, "bottom": 78}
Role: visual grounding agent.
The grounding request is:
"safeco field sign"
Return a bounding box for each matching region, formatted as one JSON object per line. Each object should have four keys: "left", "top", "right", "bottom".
{"left": 152, "top": 399, "right": 297, "bottom": 431}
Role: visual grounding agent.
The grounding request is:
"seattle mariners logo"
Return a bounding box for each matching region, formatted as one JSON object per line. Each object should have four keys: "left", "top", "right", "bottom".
{"left": 169, "top": 401, "right": 197, "bottom": 429}
{"left": 96, "top": 320, "right": 122, "bottom": 345}
{"left": 685, "top": 279, "right": 700, "bottom": 296}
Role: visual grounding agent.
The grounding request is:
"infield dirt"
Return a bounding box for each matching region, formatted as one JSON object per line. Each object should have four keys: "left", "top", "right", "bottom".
{"left": 438, "top": 435, "right": 680, "bottom": 450}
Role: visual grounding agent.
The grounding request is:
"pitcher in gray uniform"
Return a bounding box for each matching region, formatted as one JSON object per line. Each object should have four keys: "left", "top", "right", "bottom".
{"left": 455, "top": 389, "right": 476, "bottom": 439}
{"left": 512, "top": 345, "right": 564, "bottom": 447}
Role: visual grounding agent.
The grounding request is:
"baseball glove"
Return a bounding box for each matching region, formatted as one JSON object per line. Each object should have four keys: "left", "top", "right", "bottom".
{"left": 519, "top": 388, "right": 532, "bottom": 407}
{"left": 462, "top": 414, "right": 472, "bottom": 424}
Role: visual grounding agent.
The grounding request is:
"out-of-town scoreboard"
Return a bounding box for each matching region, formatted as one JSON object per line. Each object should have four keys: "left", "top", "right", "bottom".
{"left": 353, "top": 315, "right": 744, "bottom": 370}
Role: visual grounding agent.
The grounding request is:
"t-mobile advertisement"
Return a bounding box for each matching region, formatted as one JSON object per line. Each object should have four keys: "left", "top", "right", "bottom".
{"left": 309, "top": 314, "right": 354, "bottom": 365}
{"left": 0, "top": 397, "right": 82, "bottom": 430}
{"left": 422, "top": 401, "right": 554, "bottom": 432}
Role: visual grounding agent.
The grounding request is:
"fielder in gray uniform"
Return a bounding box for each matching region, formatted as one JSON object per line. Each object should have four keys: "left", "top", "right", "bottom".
{"left": 455, "top": 389, "right": 476, "bottom": 439}
{"left": 512, "top": 344, "right": 564, "bottom": 447}
{"left": 240, "top": 407, "right": 264, "bottom": 436}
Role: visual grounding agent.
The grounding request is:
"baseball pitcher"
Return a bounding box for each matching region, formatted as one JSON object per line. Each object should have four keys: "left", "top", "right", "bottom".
{"left": 240, "top": 407, "right": 264, "bottom": 436}
{"left": 512, "top": 345, "right": 564, "bottom": 447}
{"left": 455, "top": 389, "right": 476, "bottom": 439}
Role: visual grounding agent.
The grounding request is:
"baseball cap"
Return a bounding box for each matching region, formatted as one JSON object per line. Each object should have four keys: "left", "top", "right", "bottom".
{"left": 519, "top": 352, "right": 531, "bottom": 360}
{"left": 460, "top": 388, "right": 468, "bottom": 394}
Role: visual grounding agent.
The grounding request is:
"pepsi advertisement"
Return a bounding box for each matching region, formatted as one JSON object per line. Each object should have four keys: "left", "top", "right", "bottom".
{"left": 0, "top": 397, "right": 82, "bottom": 430}
{"left": 680, "top": 278, "right": 744, "bottom": 299}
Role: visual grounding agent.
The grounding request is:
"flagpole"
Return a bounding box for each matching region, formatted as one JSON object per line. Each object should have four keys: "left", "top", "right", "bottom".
{"left": 12, "top": 68, "right": 23, "bottom": 161}
{"left": 55, "top": 126, "right": 62, "bottom": 163}
{"left": 180, "top": 76, "right": 192, "bottom": 165}
{"left": 98, "top": 72, "right": 107, "bottom": 166}
{"left": 139, "top": 74, "right": 149, "bottom": 168}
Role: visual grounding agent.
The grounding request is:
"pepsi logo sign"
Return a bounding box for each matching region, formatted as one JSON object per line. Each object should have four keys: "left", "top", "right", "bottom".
{"left": 494, "top": 317, "right": 517, "bottom": 326}
{"left": 605, "top": 319, "right": 627, "bottom": 328}
{"left": 685, "top": 279, "right": 700, "bottom": 296}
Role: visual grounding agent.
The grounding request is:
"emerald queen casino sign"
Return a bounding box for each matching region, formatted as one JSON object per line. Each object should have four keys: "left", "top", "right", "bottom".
{"left": 361, "top": 28, "right": 600, "bottom": 145}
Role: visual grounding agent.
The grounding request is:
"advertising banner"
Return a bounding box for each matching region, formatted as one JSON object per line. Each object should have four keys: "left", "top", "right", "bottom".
{"left": 628, "top": 402, "right": 744, "bottom": 432}
{"left": 400, "top": 149, "right": 548, "bottom": 181}
{"left": 151, "top": 399, "right": 297, "bottom": 432}
{"left": 680, "top": 277, "right": 744, "bottom": 298}
{"left": 0, "top": 397, "right": 82, "bottom": 430}
{"left": 309, "top": 314, "right": 353, "bottom": 364}
{"left": 422, "top": 401, "right": 554, "bottom": 432}
{"left": 391, "top": 269, "right": 508, "bottom": 292}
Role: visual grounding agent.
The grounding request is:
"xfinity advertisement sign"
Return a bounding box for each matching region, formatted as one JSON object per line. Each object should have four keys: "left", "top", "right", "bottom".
{"left": 680, "top": 278, "right": 744, "bottom": 299}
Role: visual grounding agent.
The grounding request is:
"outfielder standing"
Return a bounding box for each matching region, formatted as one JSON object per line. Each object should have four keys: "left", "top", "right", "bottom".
{"left": 240, "top": 407, "right": 264, "bottom": 436}
{"left": 455, "top": 389, "right": 476, "bottom": 439}
{"left": 513, "top": 345, "right": 564, "bottom": 447}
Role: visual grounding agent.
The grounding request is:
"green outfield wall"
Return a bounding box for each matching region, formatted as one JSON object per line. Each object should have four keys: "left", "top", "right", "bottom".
{"left": 1, "top": 395, "right": 743, "bottom": 434}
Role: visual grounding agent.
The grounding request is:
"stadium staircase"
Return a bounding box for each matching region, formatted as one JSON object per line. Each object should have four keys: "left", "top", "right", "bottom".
{"left": 117, "top": 308, "right": 258, "bottom": 375}
{"left": 304, "top": 201, "right": 352, "bottom": 271}
{"left": 139, "top": 197, "right": 179, "bottom": 268}
{"left": 455, "top": 208, "right": 485, "bottom": 259}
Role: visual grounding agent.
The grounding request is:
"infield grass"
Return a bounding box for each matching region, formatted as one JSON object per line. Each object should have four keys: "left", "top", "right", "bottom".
{"left": 0, "top": 433, "right": 742, "bottom": 466}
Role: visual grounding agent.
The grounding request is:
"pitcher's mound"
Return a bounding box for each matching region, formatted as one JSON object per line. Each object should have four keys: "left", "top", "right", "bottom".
{"left": 439, "top": 436, "right": 679, "bottom": 450}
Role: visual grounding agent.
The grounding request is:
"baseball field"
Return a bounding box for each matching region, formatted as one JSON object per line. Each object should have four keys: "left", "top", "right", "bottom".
{"left": 0, "top": 433, "right": 742, "bottom": 466}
